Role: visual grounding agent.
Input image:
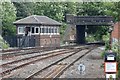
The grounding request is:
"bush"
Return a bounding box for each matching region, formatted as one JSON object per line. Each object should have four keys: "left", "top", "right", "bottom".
{"left": 117, "top": 55, "right": 120, "bottom": 78}
{"left": 99, "top": 32, "right": 120, "bottom": 78}
{"left": 101, "top": 41, "right": 110, "bottom": 58}
{"left": 0, "top": 35, "right": 9, "bottom": 49}
{"left": 101, "top": 51, "right": 106, "bottom": 59}
{"left": 86, "top": 35, "right": 96, "bottom": 42}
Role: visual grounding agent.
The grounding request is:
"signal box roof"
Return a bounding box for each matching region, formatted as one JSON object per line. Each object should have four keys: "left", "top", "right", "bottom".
{"left": 13, "top": 15, "right": 62, "bottom": 26}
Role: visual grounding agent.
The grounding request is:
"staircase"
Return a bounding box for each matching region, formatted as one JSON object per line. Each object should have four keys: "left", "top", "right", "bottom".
{"left": 62, "top": 24, "right": 76, "bottom": 43}
{"left": 20, "top": 34, "right": 30, "bottom": 48}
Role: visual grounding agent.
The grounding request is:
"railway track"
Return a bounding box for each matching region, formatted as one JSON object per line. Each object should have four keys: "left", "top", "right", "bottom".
{"left": 1, "top": 44, "right": 100, "bottom": 79}
{"left": 1, "top": 49, "right": 77, "bottom": 77}
{"left": 1, "top": 45, "right": 77, "bottom": 60}
{"left": 1, "top": 47, "right": 56, "bottom": 60}
{"left": 2, "top": 47, "right": 50, "bottom": 53}
{"left": 25, "top": 47, "right": 94, "bottom": 79}
{"left": 1, "top": 44, "right": 77, "bottom": 53}
{"left": 1, "top": 49, "right": 66, "bottom": 67}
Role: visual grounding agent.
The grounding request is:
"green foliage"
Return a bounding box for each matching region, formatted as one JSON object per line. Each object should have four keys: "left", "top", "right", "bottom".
{"left": 86, "top": 31, "right": 110, "bottom": 43}
{"left": 112, "top": 41, "right": 120, "bottom": 78}
{"left": 60, "top": 23, "right": 67, "bottom": 35}
{"left": 102, "top": 32, "right": 110, "bottom": 42}
{"left": 93, "top": 26, "right": 108, "bottom": 41}
{"left": 13, "top": 2, "right": 35, "bottom": 19}
{"left": 34, "top": 2, "right": 64, "bottom": 22}
{"left": 105, "top": 41, "right": 111, "bottom": 50}
{"left": 101, "top": 51, "right": 105, "bottom": 59}
{"left": 116, "top": 54, "right": 120, "bottom": 78}
{"left": 100, "top": 33, "right": 110, "bottom": 58}
{"left": 76, "top": 2, "right": 117, "bottom": 41}
{"left": 76, "top": 2, "right": 105, "bottom": 16}
{"left": 113, "top": 2, "right": 120, "bottom": 21}
{"left": 6, "top": 2, "right": 119, "bottom": 38}
{"left": 86, "top": 35, "right": 96, "bottom": 42}
{"left": 0, "top": 2, "right": 3, "bottom": 35}
{"left": 0, "top": 35, "right": 9, "bottom": 49}
{"left": 112, "top": 42, "right": 119, "bottom": 53}
{"left": 2, "top": 2, "right": 16, "bottom": 36}
{"left": 1, "top": 2, "right": 120, "bottom": 45}
{"left": 0, "top": 1, "right": 120, "bottom": 76}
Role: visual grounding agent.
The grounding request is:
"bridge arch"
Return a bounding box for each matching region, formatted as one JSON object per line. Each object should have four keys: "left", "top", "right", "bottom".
{"left": 66, "top": 14, "right": 114, "bottom": 44}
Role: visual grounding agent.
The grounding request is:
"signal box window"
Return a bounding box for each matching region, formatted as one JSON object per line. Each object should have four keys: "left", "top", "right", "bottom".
{"left": 18, "top": 27, "right": 24, "bottom": 34}
{"left": 32, "top": 27, "right": 34, "bottom": 33}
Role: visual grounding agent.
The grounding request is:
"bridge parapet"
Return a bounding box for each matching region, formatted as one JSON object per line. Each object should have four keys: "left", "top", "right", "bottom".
{"left": 66, "top": 14, "right": 114, "bottom": 26}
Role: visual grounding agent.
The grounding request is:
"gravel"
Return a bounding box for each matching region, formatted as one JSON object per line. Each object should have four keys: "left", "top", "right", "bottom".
{"left": 60, "top": 47, "right": 105, "bottom": 78}
{"left": 3, "top": 51, "right": 74, "bottom": 78}
{"left": 2, "top": 46, "right": 105, "bottom": 79}
{"left": 1, "top": 49, "right": 65, "bottom": 64}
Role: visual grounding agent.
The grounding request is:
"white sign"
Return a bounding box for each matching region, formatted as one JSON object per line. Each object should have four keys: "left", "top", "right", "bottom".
{"left": 78, "top": 64, "right": 85, "bottom": 72}
{"left": 107, "top": 55, "right": 115, "bottom": 60}
{"left": 106, "top": 74, "right": 116, "bottom": 78}
{"left": 105, "top": 62, "right": 117, "bottom": 73}
{"left": 107, "top": 56, "right": 114, "bottom": 60}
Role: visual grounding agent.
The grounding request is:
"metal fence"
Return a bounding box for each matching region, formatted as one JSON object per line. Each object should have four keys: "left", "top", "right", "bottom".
{"left": 3, "top": 35, "right": 35, "bottom": 47}
{"left": 3, "top": 36, "right": 17, "bottom": 47}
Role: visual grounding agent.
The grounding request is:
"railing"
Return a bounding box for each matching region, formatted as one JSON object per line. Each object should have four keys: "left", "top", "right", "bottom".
{"left": 3, "top": 35, "right": 35, "bottom": 47}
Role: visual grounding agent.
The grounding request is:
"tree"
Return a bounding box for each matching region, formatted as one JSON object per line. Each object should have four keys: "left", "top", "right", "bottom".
{"left": 0, "top": 2, "right": 3, "bottom": 35}
{"left": 76, "top": 2, "right": 117, "bottom": 41}
{"left": 6, "top": 2, "right": 119, "bottom": 41}
{"left": 103, "top": 2, "right": 119, "bottom": 21}
{"left": 76, "top": 2, "right": 105, "bottom": 16}
{"left": 2, "top": 2, "right": 16, "bottom": 36}
{"left": 13, "top": 2, "right": 35, "bottom": 20}
{"left": 114, "top": 2, "right": 120, "bottom": 21}
{"left": 34, "top": 2, "right": 64, "bottom": 22}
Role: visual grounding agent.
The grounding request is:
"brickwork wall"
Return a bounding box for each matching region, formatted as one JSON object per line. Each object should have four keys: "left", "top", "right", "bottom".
{"left": 35, "top": 35, "right": 60, "bottom": 47}
{"left": 112, "top": 22, "right": 120, "bottom": 39}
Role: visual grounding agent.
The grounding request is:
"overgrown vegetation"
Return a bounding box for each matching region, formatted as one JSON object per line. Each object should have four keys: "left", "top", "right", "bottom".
{"left": 98, "top": 30, "right": 120, "bottom": 78}
{"left": 86, "top": 35, "right": 96, "bottom": 42}
{"left": 112, "top": 42, "right": 120, "bottom": 78}
{"left": 1, "top": 2, "right": 119, "bottom": 47}
{"left": 1, "top": 2, "right": 16, "bottom": 36}
{"left": 0, "top": 0, "right": 120, "bottom": 78}
{"left": 0, "top": 35, "right": 9, "bottom": 49}
{"left": 117, "top": 55, "right": 120, "bottom": 78}
{"left": 1, "top": 2, "right": 120, "bottom": 36}
{"left": 111, "top": 42, "right": 120, "bottom": 78}
{"left": 101, "top": 37, "right": 120, "bottom": 78}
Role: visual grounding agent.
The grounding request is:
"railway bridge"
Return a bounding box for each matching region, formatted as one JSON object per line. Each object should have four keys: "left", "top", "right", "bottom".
{"left": 65, "top": 14, "right": 114, "bottom": 44}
